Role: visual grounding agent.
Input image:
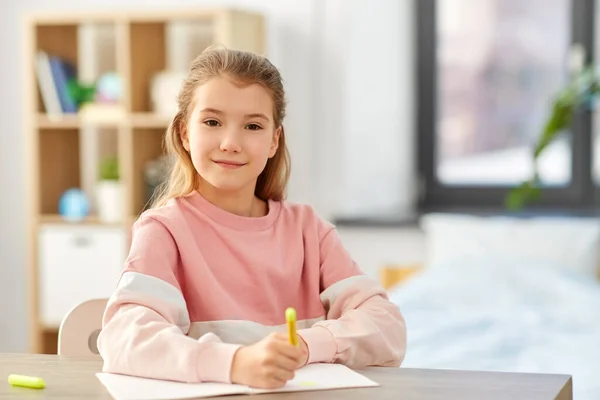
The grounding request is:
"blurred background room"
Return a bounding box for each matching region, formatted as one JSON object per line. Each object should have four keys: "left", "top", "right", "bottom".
{"left": 1, "top": 0, "right": 600, "bottom": 398}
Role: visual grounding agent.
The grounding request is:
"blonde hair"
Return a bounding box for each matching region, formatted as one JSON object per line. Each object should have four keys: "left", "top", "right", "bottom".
{"left": 150, "top": 46, "right": 290, "bottom": 208}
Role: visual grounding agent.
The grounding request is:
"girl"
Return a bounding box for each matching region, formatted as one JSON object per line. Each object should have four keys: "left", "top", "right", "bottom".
{"left": 97, "top": 46, "right": 406, "bottom": 389}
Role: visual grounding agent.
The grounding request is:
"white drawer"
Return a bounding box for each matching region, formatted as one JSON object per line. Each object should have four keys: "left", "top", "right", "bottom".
{"left": 38, "top": 224, "right": 128, "bottom": 327}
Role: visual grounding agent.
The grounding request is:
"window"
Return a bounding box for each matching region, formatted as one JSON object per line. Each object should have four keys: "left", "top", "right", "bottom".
{"left": 417, "top": 0, "right": 598, "bottom": 210}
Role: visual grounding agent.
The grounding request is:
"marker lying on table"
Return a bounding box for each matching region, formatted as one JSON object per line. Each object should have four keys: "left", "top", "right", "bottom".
{"left": 8, "top": 374, "right": 46, "bottom": 389}
{"left": 285, "top": 307, "right": 299, "bottom": 347}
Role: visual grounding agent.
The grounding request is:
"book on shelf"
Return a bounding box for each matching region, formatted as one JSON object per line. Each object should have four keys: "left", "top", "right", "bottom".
{"left": 35, "top": 50, "right": 78, "bottom": 116}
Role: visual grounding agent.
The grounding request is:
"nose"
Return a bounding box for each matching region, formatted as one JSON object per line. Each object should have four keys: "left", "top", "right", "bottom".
{"left": 219, "top": 128, "right": 242, "bottom": 153}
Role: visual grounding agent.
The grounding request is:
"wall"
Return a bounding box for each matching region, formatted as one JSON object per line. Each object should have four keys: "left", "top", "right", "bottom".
{"left": 314, "top": 0, "right": 416, "bottom": 219}
{"left": 0, "top": 0, "right": 417, "bottom": 351}
{"left": 338, "top": 226, "right": 426, "bottom": 281}
{"left": 341, "top": 0, "right": 417, "bottom": 216}
{"left": 308, "top": 0, "right": 422, "bottom": 278}
{"left": 0, "top": 0, "right": 29, "bottom": 353}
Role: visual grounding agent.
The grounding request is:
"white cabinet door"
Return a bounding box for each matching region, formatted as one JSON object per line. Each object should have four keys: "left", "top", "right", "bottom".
{"left": 38, "top": 224, "right": 127, "bottom": 328}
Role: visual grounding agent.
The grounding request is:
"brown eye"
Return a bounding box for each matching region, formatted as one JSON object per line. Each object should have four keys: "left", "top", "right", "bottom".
{"left": 204, "top": 119, "right": 220, "bottom": 127}
{"left": 246, "top": 123, "right": 262, "bottom": 131}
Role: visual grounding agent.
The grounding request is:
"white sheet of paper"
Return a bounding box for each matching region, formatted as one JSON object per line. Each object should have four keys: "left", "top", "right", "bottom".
{"left": 96, "top": 363, "right": 379, "bottom": 400}
{"left": 253, "top": 363, "right": 379, "bottom": 395}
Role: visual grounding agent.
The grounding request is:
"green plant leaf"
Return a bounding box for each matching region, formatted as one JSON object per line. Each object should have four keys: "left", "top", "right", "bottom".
{"left": 533, "top": 99, "right": 572, "bottom": 158}
{"left": 505, "top": 180, "right": 542, "bottom": 211}
{"left": 67, "top": 78, "right": 96, "bottom": 107}
{"left": 99, "top": 157, "right": 119, "bottom": 181}
{"left": 505, "top": 63, "right": 599, "bottom": 210}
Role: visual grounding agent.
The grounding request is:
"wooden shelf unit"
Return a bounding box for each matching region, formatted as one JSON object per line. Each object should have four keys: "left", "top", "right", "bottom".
{"left": 24, "top": 9, "right": 265, "bottom": 354}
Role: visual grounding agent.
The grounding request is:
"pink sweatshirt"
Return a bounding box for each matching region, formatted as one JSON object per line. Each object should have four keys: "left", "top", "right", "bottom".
{"left": 97, "top": 191, "right": 406, "bottom": 383}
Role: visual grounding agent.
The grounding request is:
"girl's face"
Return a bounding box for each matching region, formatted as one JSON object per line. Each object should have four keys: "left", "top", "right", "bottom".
{"left": 182, "top": 76, "right": 280, "bottom": 196}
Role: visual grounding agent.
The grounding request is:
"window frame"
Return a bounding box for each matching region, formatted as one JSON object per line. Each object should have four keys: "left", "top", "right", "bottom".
{"left": 416, "top": 0, "right": 598, "bottom": 211}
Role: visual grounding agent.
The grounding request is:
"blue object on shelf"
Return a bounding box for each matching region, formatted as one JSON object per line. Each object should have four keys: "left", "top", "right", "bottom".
{"left": 96, "top": 72, "right": 122, "bottom": 103}
{"left": 58, "top": 188, "right": 90, "bottom": 221}
{"left": 48, "top": 56, "right": 78, "bottom": 113}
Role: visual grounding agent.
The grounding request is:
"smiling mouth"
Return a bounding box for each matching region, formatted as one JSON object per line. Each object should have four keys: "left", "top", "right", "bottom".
{"left": 212, "top": 160, "right": 247, "bottom": 169}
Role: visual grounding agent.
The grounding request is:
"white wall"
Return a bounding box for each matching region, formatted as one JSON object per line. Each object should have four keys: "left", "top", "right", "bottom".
{"left": 341, "top": 0, "right": 416, "bottom": 216}
{"left": 318, "top": 0, "right": 421, "bottom": 279}
{"left": 337, "top": 226, "right": 426, "bottom": 282}
{"left": 314, "top": 0, "right": 416, "bottom": 218}
{"left": 0, "top": 0, "right": 417, "bottom": 351}
{"left": 0, "top": 0, "right": 30, "bottom": 353}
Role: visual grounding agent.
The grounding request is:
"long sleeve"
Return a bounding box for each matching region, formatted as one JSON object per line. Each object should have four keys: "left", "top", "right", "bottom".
{"left": 96, "top": 215, "right": 241, "bottom": 383}
{"left": 297, "top": 223, "right": 407, "bottom": 368}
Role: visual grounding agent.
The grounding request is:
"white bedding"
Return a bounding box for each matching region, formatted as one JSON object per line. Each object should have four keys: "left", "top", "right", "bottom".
{"left": 388, "top": 261, "right": 600, "bottom": 400}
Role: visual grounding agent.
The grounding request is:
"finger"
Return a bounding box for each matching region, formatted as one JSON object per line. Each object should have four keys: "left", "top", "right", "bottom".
{"left": 266, "top": 337, "right": 302, "bottom": 362}
{"left": 263, "top": 347, "right": 298, "bottom": 372}
{"left": 272, "top": 332, "right": 302, "bottom": 351}
{"left": 274, "top": 352, "right": 300, "bottom": 372}
{"left": 271, "top": 340, "right": 303, "bottom": 362}
{"left": 264, "top": 377, "right": 287, "bottom": 389}
{"left": 270, "top": 332, "right": 289, "bottom": 342}
{"left": 270, "top": 365, "right": 295, "bottom": 382}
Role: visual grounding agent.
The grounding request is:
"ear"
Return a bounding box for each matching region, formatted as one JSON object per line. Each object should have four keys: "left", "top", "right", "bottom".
{"left": 269, "top": 126, "right": 281, "bottom": 158}
{"left": 180, "top": 123, "right": 190, "bottom": 152}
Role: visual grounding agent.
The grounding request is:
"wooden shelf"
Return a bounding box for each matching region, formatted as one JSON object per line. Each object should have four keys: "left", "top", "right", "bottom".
{"left": 130, "top": 112, "right": 172, "bottom": 128}
{"left": 26, "top": 9, "right": 235, "bottom": 25}
{"left": 36, "top": 112, "right": 172, "bottom": 129}
{"left": 37, "top": 214, "right": 128, "bottom": 226}
{"left": 26, "top": 8, "right": 266, "bottom": 355}
{"left": 41, "top": 324, "right": 59, "bottom": 332}
{"left": 36, "top": 114, "right": 81, "bottom": 129}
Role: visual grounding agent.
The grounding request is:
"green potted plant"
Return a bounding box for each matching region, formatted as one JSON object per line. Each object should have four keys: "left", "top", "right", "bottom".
{"left": 506, "top": 45, "right": 598, "bottom": 210}
{"left": 96, "top": 156, "right": 122, "bottom": 223}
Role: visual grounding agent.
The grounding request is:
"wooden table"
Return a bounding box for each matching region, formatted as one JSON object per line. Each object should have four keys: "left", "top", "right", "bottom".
{"left": 0, "top": 353, "right": 572, "bottom": 399}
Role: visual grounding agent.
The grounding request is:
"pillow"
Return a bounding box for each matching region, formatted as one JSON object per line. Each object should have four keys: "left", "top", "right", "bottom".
{"left": 419, "top": 212, "right": 600, "bottom": 278}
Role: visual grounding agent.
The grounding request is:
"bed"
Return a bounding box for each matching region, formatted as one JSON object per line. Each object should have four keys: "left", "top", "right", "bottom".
{"left": 381, "top": 213, "right": 600, "bottom": 400}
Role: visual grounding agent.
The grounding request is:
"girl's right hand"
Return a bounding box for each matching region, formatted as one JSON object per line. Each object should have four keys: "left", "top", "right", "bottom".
{"left": 230, "top": 332, "right": 306, "bottom": 389}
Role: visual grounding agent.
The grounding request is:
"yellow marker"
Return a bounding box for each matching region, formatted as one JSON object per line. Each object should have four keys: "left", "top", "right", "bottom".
{"left": 8, "top": 374, "right": 45, "bottom": 389}
{"left": 285, "top": 307, "right": 298, "bottom": 347}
